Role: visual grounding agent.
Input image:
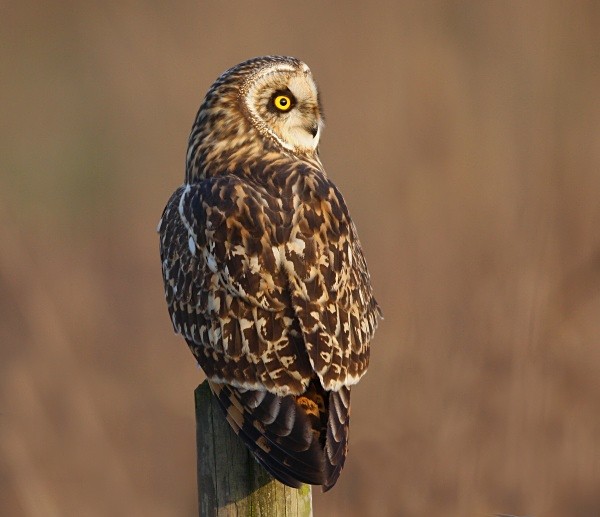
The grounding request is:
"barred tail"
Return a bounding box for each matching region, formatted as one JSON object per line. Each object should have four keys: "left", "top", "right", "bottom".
{"left": 208, "top": 380, "right": 350, "bottom": 491}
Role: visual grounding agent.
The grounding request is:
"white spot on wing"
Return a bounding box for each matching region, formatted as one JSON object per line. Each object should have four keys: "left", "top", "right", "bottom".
{"left": 271, "top": 245, "right": 283, "bottom": 268}
{"left": 248, "top": 255, "right": 261, "bottom": 273}
{"left": 288, "top": 237, "right": 306, "bottom": 257}
{"left": 207, "top": 254, "right": 218, "bottom": 273}
{"left": 178, "top": 183, "right": 199, "bottom": 254}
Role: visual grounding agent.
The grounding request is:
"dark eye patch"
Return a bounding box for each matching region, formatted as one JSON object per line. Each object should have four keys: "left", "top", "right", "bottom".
{"left": 267, "top": 88, "right": 297, "bottom": 114}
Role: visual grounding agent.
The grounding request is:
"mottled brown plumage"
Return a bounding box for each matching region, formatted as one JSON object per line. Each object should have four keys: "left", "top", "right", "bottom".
{"left": 158, "top": 56, "right": 381, "bottom": 490}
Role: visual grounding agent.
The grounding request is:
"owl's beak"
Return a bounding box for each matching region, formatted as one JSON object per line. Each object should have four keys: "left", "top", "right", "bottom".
{"left": 307, "top": 123, "right": 319, "bottom": 138}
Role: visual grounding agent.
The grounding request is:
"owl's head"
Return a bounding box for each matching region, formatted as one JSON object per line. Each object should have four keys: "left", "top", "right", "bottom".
{"left": 239, "top": 56, "right": 323, "bottom": 153}
{"left": 187, "top": 56, "right": 324, "bottom": 181}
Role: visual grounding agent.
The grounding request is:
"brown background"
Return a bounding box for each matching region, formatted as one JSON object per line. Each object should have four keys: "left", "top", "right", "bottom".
{"left": 2, "top": 1, "right": 600, "bottom": 516}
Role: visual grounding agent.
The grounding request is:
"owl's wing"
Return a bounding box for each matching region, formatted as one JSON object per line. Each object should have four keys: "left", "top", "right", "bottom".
{"left": 159, "top": 176, "right": 313, "bottom": 395}
{"left": 280, "top": 170, "right": 382, "bottom": 390}
{"left": 159, "top": 172, "right": 381, "bottom": 394}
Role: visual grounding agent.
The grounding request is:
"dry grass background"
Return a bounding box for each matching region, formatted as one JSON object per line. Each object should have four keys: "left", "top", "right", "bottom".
{"left": 1, "top": 1, "right": 600, "bottom": 516}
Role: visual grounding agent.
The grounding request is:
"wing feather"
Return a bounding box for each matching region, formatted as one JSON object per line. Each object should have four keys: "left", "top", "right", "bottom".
{"left": 280, "top": 172, "right": 381, "bottom": 389}
{"left": 159, "top": 170, "right": 380, "bottom": 393}
{"left": 160, "top": 177, "right": 311, "bottom": 395}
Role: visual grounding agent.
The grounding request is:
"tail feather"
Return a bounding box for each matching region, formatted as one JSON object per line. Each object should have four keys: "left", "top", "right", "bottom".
{"left": 208, "top": 380, "right": 350, "bottom": 490}
{"left": 236, "top": 386, "right": 317, "bottom": 452}
{"left": 210, "top": 381, "right": 326, "bottom": 486}
{"left": 323, "top": 388, "right": 350, "bottom": 491}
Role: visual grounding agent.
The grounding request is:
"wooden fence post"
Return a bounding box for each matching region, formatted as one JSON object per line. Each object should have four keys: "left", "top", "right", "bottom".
{"left": 195, "top": 381, "right": 313, "bottom": 516}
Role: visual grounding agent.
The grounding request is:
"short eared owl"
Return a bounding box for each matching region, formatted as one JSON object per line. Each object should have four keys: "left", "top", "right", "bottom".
{"left": 158, "top": 56, "right": 381, "bottom": 490}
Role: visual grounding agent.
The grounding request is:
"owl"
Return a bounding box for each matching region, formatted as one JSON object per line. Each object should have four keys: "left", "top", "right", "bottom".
{"left": 158, "top": 56, "right": 381, "bottom": 491}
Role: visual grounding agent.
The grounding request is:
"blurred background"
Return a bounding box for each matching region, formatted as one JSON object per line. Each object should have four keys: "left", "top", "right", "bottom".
{"left": 2, "top": 1, "right": 600, "bottom": 516}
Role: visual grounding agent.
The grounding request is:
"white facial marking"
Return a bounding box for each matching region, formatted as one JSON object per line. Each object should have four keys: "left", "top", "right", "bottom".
{"left": 245, "top": 61, "right": 322, "bottom": 153}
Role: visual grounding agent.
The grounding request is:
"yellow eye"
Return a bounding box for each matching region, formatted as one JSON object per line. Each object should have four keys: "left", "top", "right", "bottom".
{"left": 274, "top": 95, "right": 292, "bottom": 112}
